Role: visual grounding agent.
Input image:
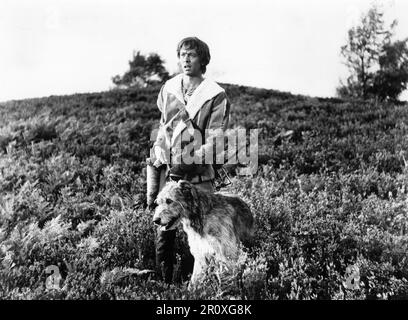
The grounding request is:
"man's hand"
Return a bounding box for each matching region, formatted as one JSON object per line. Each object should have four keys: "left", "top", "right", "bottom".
{"left": 153, "top": 159, "right": 163, "bottom": 168}
{"left": 153, "top": 146, "right": 167, "bottom": 164}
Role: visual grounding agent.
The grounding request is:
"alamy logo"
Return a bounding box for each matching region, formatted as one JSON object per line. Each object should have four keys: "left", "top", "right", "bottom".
{"left": 150, "top": 127, "right": 259, "bottom": 175}
{"left": 45, "top": 265, "right": 62, "bottom": 291}
{"left": 343, "top": 265, "right": 360, "bottom": 290}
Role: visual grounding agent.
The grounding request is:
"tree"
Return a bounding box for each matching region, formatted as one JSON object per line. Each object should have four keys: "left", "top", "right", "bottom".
{"left": 337, "top": 5, "right": 396, "bottom": 99}
{"left": 370, "top": 39, "right": 408, "bottom": 101}
{"left": 112, "top": 51, "right": 170, "bottom": 88}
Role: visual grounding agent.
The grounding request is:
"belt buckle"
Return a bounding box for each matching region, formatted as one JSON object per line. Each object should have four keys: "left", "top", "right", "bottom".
{"left": 169, "top": 174, "right": 182, "bottom": 182}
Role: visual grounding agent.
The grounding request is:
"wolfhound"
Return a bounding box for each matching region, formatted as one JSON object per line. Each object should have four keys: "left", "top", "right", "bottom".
{"left": 152, "top": 180, "right": 254, "bottom": 285}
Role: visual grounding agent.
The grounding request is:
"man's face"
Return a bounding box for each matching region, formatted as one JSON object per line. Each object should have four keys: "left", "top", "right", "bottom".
{"left": 179, "top": 46, "right": 202, "bottom": 77}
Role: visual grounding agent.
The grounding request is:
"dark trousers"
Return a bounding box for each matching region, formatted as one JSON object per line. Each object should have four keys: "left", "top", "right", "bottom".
{"left": 155, "top": 180, "right": 214, "bottom": 283}
{"left": 156, "top": 228, "right": 194, "bottom": 283}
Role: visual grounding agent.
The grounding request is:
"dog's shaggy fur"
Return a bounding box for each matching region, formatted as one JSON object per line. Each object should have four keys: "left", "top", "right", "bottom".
{"left": 153, "top": 180, "right": 254, "bottom": 285}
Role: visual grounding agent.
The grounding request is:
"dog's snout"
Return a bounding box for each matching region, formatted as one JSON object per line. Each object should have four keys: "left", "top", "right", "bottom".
{"left": 153, "top": 217, "right": 161, "bottom": 225}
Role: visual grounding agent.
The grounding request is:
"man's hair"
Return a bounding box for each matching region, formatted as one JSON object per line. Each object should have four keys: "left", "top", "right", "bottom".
{"left": 177, "top": 37, "right": 211, "bottom": 74}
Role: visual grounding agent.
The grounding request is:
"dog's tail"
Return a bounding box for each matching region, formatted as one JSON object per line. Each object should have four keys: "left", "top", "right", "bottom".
{"left": 240, "top": 205, "right": 255, "bottom": 248}
{"left": 226, "top": 196, "right": 255, "bottom": 245}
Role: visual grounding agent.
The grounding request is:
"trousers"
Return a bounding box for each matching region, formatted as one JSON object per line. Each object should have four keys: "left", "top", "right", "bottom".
{"left": 155, "top": 180, "right": 214, "bottom": 283}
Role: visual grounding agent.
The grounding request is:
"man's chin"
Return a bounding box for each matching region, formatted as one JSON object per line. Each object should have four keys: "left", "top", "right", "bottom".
{"left": 183, "top": 70, "right": 200, "bottom": 77}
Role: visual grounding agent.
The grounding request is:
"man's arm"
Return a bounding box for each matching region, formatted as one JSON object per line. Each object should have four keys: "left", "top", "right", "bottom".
{"left": 195, "top": 90, "right": 230, "bottom": 165}
{"left": 150, "top": 85, "right": 169, "bottom": 166}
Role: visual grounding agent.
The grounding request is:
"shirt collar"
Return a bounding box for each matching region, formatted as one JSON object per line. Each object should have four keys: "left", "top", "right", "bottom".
{"left": 165, "top": 74, "right": 224, "bottom": 119}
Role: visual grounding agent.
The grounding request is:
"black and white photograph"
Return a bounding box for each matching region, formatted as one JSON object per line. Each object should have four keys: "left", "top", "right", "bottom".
{"left": 1, "top": 0, "right": 408, "bottom": 311}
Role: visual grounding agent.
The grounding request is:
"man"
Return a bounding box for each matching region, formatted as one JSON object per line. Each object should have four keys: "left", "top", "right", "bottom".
{"left": 149, "top": 37, "right": 231, "bottom": 283}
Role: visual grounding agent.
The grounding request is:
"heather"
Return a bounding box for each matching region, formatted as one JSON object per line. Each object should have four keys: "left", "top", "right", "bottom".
{"left": 1, "top": 85, "right": 407, "bottom": 299}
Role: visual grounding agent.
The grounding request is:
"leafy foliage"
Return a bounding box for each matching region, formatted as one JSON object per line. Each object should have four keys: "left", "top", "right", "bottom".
{"left": 338, "top": 5, "right": 408, "bottom": 101}
{"left": 371, "top": 39, "right": 408, "bottom": 101}
{"left": 0, "top": 82, "right": 408, "bottom": 299}
{"left": 112, "top": 51, "right": 170, "bottom": 88}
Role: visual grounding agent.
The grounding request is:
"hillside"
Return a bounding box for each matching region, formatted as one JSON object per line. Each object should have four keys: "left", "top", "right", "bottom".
{"left": 1, "top": 83, "right": 408, "bottom": 299}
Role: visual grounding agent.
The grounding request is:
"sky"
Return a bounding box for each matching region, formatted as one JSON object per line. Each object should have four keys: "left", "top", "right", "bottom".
{"left": 1, "top": 0, "right": 408, "bottom": 102}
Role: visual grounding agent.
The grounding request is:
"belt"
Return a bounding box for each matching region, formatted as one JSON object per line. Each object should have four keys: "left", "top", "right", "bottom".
{"left": 167, "top": 173, "right": 213, "bottom": 184}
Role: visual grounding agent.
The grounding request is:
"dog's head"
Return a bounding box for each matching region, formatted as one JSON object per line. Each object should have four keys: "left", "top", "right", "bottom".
{"left": 152, "top": 180, "right": 199, "bottom": 231}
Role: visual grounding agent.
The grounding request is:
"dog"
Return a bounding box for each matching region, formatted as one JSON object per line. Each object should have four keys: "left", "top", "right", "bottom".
{"left": 152, "top": 180, "right": 254, "bottom": 286}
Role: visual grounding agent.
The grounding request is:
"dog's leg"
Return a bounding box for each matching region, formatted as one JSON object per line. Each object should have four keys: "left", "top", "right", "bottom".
{"left": 190, "top": 258, "right": 203, "bottom": 285}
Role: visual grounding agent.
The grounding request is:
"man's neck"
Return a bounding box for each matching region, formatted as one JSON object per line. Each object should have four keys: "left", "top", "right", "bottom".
{"left": 182, "top": 74, "right": 204, "bottom": 88}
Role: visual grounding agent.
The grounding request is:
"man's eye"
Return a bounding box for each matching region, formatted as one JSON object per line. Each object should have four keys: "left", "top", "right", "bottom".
{"left": 166, "top": 198, "right": 173, "bottom": 205}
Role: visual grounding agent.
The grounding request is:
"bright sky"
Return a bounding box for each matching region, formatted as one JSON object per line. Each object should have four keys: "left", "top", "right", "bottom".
{"left": 1, "top": 0, "right": 408, "bottom": 102}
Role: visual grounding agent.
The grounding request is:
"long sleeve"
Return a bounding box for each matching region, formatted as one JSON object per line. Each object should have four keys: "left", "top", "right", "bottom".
{"left": 157, "top": 84, "right": 165, "bottom": 113}
{"left": 195, "top": 91, "right": 230, "bottom": 165}
{"left": 150, "top": 85, "right": 170, "bottom": 164}
{"left": 153, "top": 85, "right": 167, "bottom": 148}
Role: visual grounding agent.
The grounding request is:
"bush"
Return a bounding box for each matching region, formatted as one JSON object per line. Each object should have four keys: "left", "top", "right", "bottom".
{"left": 1, "top": 83, "right": 408, "bottom": 299}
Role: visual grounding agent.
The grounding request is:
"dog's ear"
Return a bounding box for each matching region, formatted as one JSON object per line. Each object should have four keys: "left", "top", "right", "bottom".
{"left": 178, "top": 179, "right": 189, "bottom": 193}
{"left": 178, "top": 180, "right": 203, "bottom": 233}
{"left": 178, "top": 179, "right": 191, "bottom": 189}
{"left": 178, "top": 180, "right": 198, "bottom": 202}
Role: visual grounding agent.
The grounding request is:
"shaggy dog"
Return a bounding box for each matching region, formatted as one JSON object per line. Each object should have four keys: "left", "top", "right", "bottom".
{"left": 152, "top": 180, "right": 254, "bottom": 285}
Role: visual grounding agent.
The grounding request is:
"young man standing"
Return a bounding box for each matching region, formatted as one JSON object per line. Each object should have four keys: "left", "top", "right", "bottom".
{"left": 149, "top": 37, "right": 231, "bottom": 283}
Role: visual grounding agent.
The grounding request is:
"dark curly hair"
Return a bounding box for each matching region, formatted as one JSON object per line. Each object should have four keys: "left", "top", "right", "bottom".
{"left": 177, "top": 37, "right": 211, "bottom": 74}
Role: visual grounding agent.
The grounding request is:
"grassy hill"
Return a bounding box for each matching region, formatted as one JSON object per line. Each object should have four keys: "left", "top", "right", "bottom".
{"left": 1, "top": 83, "right": 408, "bottom": 299}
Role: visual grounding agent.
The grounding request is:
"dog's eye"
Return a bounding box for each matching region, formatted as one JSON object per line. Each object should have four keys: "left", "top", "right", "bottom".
{"left": 166, "top": 198, "right": 173, "bottom": 205}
